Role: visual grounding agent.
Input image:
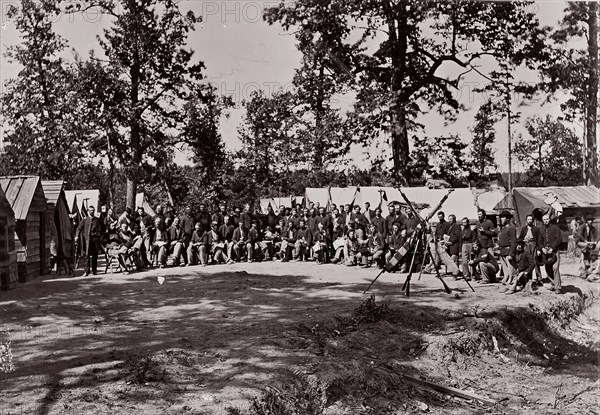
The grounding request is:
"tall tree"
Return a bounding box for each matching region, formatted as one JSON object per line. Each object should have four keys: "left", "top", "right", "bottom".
{"left": 335, "top": 0, "right": 543, "bottom": 185}
{"left": 543, "top": 2, "right": 598, "bottom": 185}
{"left": 238, "top": 90, "right": 299, "bottom": 189}
{"left": 71, "top": 0, "right": 204, "bottom": 209}
{"left": 513, "top": 115, "right": 583, "bottom": 186}
{"left": 0, "top": 0, "right": 87, "bottom": 180}
{"left": 179, "top": 85, "right": 233, "bottom": 184}
{"left": 468, "top": 100, "right": 499, "bottom": 182}
{"left": 265, "top": 1, "right": 354, "bottom": 172}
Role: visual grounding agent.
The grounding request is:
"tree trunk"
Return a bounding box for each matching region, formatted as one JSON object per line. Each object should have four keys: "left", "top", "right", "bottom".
{"left": 586, "top": 1, "right": 599, "bottom": 185}
{"left": 391, "top": 109, "right": 410, "bottom": 186}
{"left": 389, "top": 10, "right": 410, "bottom": 186}
{"left": 313, "top": 61, "right": 325, "bottom": 172}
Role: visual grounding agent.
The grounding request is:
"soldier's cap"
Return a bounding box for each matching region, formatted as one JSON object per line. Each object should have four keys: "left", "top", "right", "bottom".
{"left": 585, "top": 215, "right": 595, "bottom": 221}
{"left": 499, "top": 210, "right": 514, "bottom": 218}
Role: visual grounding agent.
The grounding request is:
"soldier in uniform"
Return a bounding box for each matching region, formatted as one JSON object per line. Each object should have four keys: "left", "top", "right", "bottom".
{"left": 75, "top": 205, "right": 103, "bottom": 276}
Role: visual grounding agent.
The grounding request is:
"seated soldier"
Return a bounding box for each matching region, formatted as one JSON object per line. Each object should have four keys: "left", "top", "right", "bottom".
{"left": 135, "top": 207, "right": 153, "bottom": 266}
{"left": 362, "top": 224, "right": 386, "bottom": 268}
{"left": 231, "top": 221, "right": 247, "bottom": 262}
{"left": 117, "top": 222, "right": 144, "bottom": 272}
{"left": 186, "top": 223, "right": 203, "bottom": 266}
{"left": 294, "top": 219, "right": 310, "bottom": 261}
{"left": 247, "top": 220, "right": 260, "bottom": 262}
{"left": 312, "top": 222, "right": 329, "bottom": 264}
{"left": 274, "top": 218, "right": 286, "bottom": 259}
{"left": 151, "top": 217, "right": 170, "bottom": 268}
{"left": 280, "top": 222, "right": 296, "bottom": 262}
{"left": 331, "top": 222, "right": 347, "bottom": 264}
{"left": 201, "top": 221, "right": 232, "bottom": 265}
{"left": 344, "top": 228, "right": 361, "bottom": 266}
{"left": 219, "top": 215, "right": 235, "bottom": 260}
{"left": 260, "top": 226, "right": 276, "bottom": 261}
{"left": 581, "top": 250, "right": 600, "bottom": 282}
{"left": 168, "top": 217, "right": 187, "bottom": 266}
{"left": 507, "top": 239, "right": 536, "bottom": 293}
{"left": 469, "top": 240, "right": 499, "bottom": 283}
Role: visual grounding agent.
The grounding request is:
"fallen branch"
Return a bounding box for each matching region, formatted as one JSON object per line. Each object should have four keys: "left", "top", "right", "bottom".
{"left": 399, "top": 374, "right": 497, "bottom": 405}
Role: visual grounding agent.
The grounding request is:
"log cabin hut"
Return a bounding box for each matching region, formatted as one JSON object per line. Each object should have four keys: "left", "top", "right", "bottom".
{"left": 42, "top": 181, "right": 74, "bottom": 273}
{"left": 0, "top": 176, "right": 50, "bottom": 282}
{"left": 0, "top": 185, "right": 18, "bottom": 290}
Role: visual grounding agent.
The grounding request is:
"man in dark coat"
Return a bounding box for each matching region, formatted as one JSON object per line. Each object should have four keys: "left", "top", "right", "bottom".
{"left": 518, "top": 214, "right": 543, "bottom": 283}
{"left": 444, "top": 214, "right": 461, "bottom": 266}
{"left": 476, "top": 209, "right": 497, "bottom": 253}
{"left": 179, "top": 207, "right": 195, "bottom": 244}
{"left": 575, "top": 215, "right": 599, "bottom": 266}
{"left": 497, "top": 210, "right": 518, "bottom": 292}
{"left": 76, "top": 205, "right": 103, "bottom": 276}
{"left": 540, "top": 214, "right": 562, "bottom": 293}
{"left": 197, "top": 203, "right": 212, "bottom": 233}
{"left": 460, "top": 217, "right": 478, "bottom": 280}
{"left": 508, "top": 239, "right": 536, "bottom": 293}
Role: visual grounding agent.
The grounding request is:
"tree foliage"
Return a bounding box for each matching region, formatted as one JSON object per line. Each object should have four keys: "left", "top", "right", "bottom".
{"left": 265, "top": 1, "right": 353, "bottom": 171}
{"left": 542, "top": 2, "right": 598, "bottom": 185}
{"left": 410, "top": 135, "right": 470, "bottom": 187}
{"left": 0, "top": 0, "right": 87, "bottom": 180}
{"left": 513, "top": 115, "right": 583, "bottom": 186}
{"left": 71, "top": 0, "right": 205, "bottom": 208}
{"left": 468, "top": 100, "right": 499, "bottom": 182}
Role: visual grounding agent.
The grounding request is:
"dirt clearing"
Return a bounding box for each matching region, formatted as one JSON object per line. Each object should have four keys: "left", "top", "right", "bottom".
{"left": 1, "top": 258, "right": 598, "bottom": 414}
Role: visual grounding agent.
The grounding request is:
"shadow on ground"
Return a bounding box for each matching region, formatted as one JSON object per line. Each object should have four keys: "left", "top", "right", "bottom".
{"left": 0, "top": 264, "right": 598, "bottom": 414}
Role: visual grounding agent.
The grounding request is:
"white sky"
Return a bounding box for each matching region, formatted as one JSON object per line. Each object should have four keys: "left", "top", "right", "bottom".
{"left": 0, "top": 0, "right": 584, "bottom": 175}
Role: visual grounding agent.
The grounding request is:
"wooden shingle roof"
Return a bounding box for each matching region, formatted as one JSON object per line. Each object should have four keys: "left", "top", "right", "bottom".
{"left": 0, "top": 176, "right": 47, "bottom": 220}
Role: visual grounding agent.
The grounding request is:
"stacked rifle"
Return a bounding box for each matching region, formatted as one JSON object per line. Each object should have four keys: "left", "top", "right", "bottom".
{"left": 364, "top": 188, "right": 474, "bottom": 297}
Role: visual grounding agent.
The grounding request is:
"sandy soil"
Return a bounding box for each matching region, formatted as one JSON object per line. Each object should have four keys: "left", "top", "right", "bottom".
{"left": 0, "top": 256, "right": 598, "bottom": 414}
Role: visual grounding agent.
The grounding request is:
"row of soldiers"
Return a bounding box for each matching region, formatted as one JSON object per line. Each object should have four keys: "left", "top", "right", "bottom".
{"left": 74, "top": 202, "right": 599, "bottom": 294}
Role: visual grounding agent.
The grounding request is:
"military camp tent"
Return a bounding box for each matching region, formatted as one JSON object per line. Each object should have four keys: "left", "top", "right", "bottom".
{"left": 400, "top": 187, "right": 479, "bottom": 222}
{"left": 495, "top": 186, "right": 600, "bottom": 228}
{"left": 64, "top": 189, "right": 100, "bottom": 217}
{"left": 0, "top": 186, "right": 17, "bottom": 290}
{"left": 475, "top": 189, "right": 507, "bottom": 215}
{"left": 329, "top": 187, "right": 358, "bottom": 209}
{"left": 0, "top": 176, "right": 50, "bottom": 281}
{"left": 259, "top": 198, "right": 276, "bottom": 214}
{"left": 304, "top": 188, "right": 331, "bottom": 209}
{"left": 136, "top": 192, "right": 156, "bottom": 217}
{"left": 64, "top": 191, "right": 80, "bottom": 217}
{"left": 354, "top": 187, "right": 403, "bottom": 216}
{"left": 42, "top": 181, "right": 74, "bottom": 271}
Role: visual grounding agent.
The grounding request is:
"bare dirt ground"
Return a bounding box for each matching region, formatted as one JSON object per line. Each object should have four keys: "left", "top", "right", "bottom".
{"left": 1, "top": 256, "right": 598, "bottom": 414}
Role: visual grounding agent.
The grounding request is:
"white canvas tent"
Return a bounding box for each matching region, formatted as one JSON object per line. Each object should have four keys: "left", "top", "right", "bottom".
{"left": 399, "top": 187, "right": 479, "bottom": 222}
{"left": 304, "top": 188, "right": 331, "bottom": 209}
{"left": 329, "top": 187, "right": 358, "bottom": 208}
{"left": 136, "top": 192, "right": 156, "bottom": 217}
{"left": 355, "top": 186, "right": 402, "bottom": 216}
{"left": 64, "top": 189, "right": 100, "bottom": 217}
{"left": 259, "top": 198, "right": 276, "bottom": 214}
{"left": 476, "top": 189, "right": 507, "bottom": 214}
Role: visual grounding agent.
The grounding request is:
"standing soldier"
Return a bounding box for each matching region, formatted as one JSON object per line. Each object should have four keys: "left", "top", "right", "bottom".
{"left": 76, "top": 205, "right": 102, "bottom": 276}
{"left": 497, "top": 210, "right": 517, "bottom": 293}
{"left": 476, "top": 209, "right": 497, "bottom": 254}
{"left": 518, "top": 214, "right": 543, "bottom": 284}
{"left": 460, "top": 217, "right": 477, "bottom": 281}
{"left": 540, "top": 214, "right": 562, "bottom": 294}
{"left": 574, "top": 215, "right": 598, "bottom": 268}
